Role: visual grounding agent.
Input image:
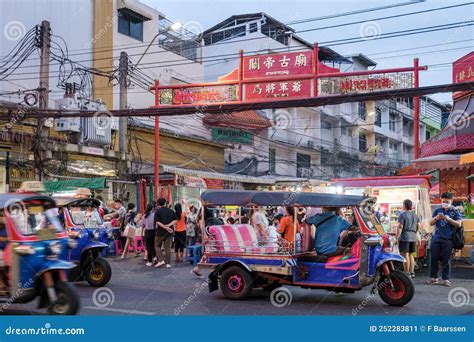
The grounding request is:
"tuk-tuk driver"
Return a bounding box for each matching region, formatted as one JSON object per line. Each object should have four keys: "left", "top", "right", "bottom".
{"left": 307, "top": 207, "right": 355, "bottom": 256}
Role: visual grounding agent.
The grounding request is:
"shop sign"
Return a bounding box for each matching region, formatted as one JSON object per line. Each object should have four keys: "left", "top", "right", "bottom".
{"left": 82, "top": 146, "right": 104, "bottom": 156}
{"left": 453, "top": 51, "right": 474, "bottom": 99}
{"left": 9, "top": 166, "right": 35, "bottom": 191}
{"left": 177, "top": 175, "right": 207, "bottom": 188}
{"left": 159, "top": 85, "right": 239, "bottom": 105}
{"left": 211, "top": 127, "right": 253, "bottom": 144}
{"left": 318, "top": 72, "right": 414, "bottom": 96}
{"left": 440, "top": 169, "right": 469, "bottom": 197}
{"left": 243, "top": 51, "right": 313, "bottom": 80}
{"left": 245, "top": 79, "right": 311, "bottom": 101}
{"left": 204, "top": 178, "right": 224, "bottom": 189}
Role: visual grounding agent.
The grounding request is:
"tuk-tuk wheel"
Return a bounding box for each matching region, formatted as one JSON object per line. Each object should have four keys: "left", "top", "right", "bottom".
{"left": 85, "top": 257, "right": 112, "bottom": 287}
{"left": 220, "top": 266, "right": 253, "bottom": 300}
{"left": 378, "top": 270, "right": 415, "bottom": 306}
{"left": 47, "top": 281, "right": 80, "bottom": 315}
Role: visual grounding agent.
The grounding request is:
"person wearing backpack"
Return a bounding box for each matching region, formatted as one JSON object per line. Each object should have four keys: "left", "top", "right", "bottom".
{"left": 427, "top": 192, "right": 462, "bottom": 287}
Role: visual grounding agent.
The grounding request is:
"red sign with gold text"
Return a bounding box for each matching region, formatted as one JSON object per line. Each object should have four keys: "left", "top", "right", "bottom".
{"left": 453, "top": 51, "right": 474, "bottom": 99}
{"left": 243, "top": 51, "right": 313, "bottom": 80}
{"left": 245, "top": 80, "right": 311, "bottom": 101}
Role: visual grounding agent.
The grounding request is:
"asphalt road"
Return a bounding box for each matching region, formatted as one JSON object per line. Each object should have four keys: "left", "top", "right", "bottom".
{"left": 2, "top": 256, "right": 473, "bottom": 316}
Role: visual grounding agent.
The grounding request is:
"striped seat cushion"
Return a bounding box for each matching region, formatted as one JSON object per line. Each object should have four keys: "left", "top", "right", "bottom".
{"left": 208, "top": 224, "right": 259, "bottom": 252}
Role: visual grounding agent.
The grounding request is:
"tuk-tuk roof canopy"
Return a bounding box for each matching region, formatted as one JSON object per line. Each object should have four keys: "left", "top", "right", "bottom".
{"left": 201, "top": 190, "right": 368, "bottom": 207}
{"left": 54, "top": 197, "right": 101, "bottom": 207}
{"left": 0, "top": 194, "right": 56, "bottom": 209}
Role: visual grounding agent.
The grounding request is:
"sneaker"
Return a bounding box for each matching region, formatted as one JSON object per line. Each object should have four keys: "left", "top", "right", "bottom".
{"left": 155, "top": 261, "right": 165, "bottom": 268}
{"left": 410, "top": 273, "right": 415, "bottom": 278}
{"left": 120, "top": 255, "right": 125, "bottom": 259}
{"left": 153, "top": 257, "right": 158, "bottom": 263}
{"left": 145, "top": 262, "right": 153, "bottom": 267}
{"left": 165, "top": 264, "right": 172, "bottom": 268}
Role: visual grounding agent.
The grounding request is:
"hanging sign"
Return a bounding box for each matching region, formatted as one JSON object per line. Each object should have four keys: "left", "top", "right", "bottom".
{"left": 245, "top": 79, "right": 312, "bottom": 101}
{"left": 243, "top": 51, "right": 313, "bottom": 80}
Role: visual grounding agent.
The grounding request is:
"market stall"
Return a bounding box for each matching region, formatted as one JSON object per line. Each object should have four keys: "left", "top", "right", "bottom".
{"left": 332, "top": 175, "right": 433, "bottom": 234}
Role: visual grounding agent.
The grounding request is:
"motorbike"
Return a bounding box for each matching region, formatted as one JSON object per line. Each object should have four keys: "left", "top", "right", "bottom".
{"left": 0, "top": 193, "right": 80, "bottom": 315}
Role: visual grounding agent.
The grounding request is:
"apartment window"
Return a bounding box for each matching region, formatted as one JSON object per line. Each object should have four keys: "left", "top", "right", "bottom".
{"left": 359, "top": 134, "right": 367, "bottom": 152}
{"left": 341, "top": 127, "right": 348, "bottom": 136}
{"left": 390, "top": 142, "right": 398, "bottom": 151}
{"left": 249, "top": 22, "right": 258, "bottom": 33}
{"left": 321, "top": 120, "right": 332, "bottom": 130}
{"left": 296, "top": 153, "right": 311, "bottom": 178}
{"left": 358, "top": 102, "right": 367, "bottom": 120}
{"left": 375, "top": 107, "right": 382, "bottom": 127}
{"left": 389, "top": 114, "right": 396, "bottom": 132}
{"left": 269, "top": 148, "right": 276, "bottom": 174}
{"left": 426, "top": 130, "right": 431, "bottom": 140}
{"left": 118, "top": 9, "right": 144, "bottom": 41}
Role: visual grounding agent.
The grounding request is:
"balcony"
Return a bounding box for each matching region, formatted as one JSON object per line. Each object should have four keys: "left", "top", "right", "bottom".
{"left": 158, "top": 18, "right": 202, "bottom": 62}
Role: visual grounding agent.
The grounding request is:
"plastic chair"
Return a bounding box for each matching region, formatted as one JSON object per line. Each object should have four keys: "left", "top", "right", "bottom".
{"left": 134, "top": 236, "right": 145, "bottom": 253}
{"left": 115, "top": 240, "right": 123, "bottom": 256}
{"left": 185, "top": 244, "right": 202, "bottom": 265}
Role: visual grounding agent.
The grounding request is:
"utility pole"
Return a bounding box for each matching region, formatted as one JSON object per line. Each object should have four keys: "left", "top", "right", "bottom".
{"left": 35, "top": 20, "right": 51, "bottom": 180}
{"left": 118, "top": 51, "right": 129, "bottom": 180}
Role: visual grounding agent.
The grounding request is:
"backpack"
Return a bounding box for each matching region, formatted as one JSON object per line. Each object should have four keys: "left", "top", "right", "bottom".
{"left": 452, "top": 223, "right": 465, "bottom": 250}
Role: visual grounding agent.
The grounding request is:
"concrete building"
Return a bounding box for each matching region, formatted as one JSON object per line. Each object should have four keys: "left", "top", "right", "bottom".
{"left": 202, "top": 13, "right": 446, "bottom": 180}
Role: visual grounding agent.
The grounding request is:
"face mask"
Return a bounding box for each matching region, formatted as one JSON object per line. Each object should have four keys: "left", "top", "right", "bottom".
{"left": 441, "top": 203, "right": 450, "bottom": 209}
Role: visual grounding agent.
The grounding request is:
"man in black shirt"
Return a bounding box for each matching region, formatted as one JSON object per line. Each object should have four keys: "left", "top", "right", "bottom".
{"left": 154, "top": 197, "right": 177, "bottom": 268}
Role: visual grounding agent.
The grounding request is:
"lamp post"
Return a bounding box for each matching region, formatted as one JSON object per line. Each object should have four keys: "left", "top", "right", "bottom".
{"left": 151, "top": 22, "right": 182, "bottom": 200}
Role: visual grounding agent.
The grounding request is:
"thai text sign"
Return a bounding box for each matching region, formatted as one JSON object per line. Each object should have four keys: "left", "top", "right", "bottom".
{"left": 318, "top": 72, "right": 414, "bottom": 96}
{"left": 243, "top": 51, "right": 313, "bottom": 80}
{"left": 159, "top": 85, "right": 239, "bottom": 105}
{"left": 453, "top": 51, "right": 474, "bottom": 99}
{"left": 211, "top": 127, "right": 253, "bottom": 144}
{"left": 245, "top": 80, "right": 311, "bottom": 100}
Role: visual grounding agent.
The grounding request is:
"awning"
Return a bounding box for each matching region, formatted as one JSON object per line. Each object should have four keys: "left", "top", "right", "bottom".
{"left": 332, "top": 175, "right": 432, "bottom": 188}
{"left": 412, "top": 154, "right": 472, "bottom": 171}
{"left": 118, "top": 1, "right": 153, "bottom": 21}
{"left": 161, "top": 165, "right": 274, "bottom": 185}
{"left": 44, "top": 177, "right": 107, "bottom": 193}
{"left": 460, "top": 152, "right": 474, "bottom": 165}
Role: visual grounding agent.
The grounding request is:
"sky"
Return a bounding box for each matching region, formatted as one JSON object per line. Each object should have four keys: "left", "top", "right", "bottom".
{"left": 142, "top": 0, "right": 474, "bottom": 104}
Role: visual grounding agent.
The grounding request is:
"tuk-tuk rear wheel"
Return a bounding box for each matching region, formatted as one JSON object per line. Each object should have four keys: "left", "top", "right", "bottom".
{"left": 220, "top": 266, "right": 253, "bottom": 300}
{"left": 47, "top": 281, "right": 80, "bottom": 315}
{"left": 85, "top": 257, "right": 112, "bottom": 287}
{"left": 378, "top": 270, "right": 414, "bottom": 306}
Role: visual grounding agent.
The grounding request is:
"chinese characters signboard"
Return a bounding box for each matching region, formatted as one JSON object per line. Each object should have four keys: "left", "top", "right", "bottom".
{"left": 245, "top": 80, "right": 311, "bottom": 101}
{"left": 243, "top": 51, "right": 313, "bottom": 80}
{"left": 159, "top": 85, "right": 239, "bottom": 105}
{"left": 318, "top": 72, "right": 414, "bottom": 96}
{"left": 211, "top": 127, "right": 253, "bottom": 144}
{"left": 452, "top": 51, "right": 474, "bottom": 99}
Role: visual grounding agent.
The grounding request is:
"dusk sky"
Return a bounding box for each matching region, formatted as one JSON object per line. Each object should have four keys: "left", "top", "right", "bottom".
{"left": 142, "top": 0, "right": 474, "bottom": 104}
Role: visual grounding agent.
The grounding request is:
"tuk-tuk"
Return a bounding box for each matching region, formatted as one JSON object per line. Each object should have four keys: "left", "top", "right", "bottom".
{"left": 56, "top": 196, "right": 111, "bottom": 287}
{"left": 0, "top": 194, "right": 80, "bottom": 315}
{"left": 199, "top": 190, "right": 415, "bottom": 307}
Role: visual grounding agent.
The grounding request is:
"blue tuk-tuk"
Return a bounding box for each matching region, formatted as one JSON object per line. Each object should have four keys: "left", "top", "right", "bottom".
{"left": 199, "top": 190, "right": 415, "bottom": 307}
{"left": 0, "top": 194, "right": 80, "bottom": 315}
{"left": 57, "top": 197, "right": 112, "bottom": 287}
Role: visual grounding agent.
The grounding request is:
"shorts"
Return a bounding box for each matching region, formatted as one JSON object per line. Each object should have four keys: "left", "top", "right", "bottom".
{"left": 399, "top": 241, "right": 416, "bottom": 253}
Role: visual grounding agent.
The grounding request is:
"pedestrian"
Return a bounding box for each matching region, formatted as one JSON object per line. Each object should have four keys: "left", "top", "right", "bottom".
{"left": 426, "top": 192, "right": 462, "bottom": 287}
{"left": 138, "top": 204, "right": 156, "bottom": 266}
{"left": 174, "top": 203, "right": 187, "bottom": 263}
{"left": 186, "top": 204, "right": 198, "bottom": 246}
{"left": 154, "top": 197, "right": 177, "bottom": 268}
{"left": 397, "top": 199, "right": 420, "bottom": 278}
{"left": 121, "top": 203, "right": 137, "bottom": 259}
